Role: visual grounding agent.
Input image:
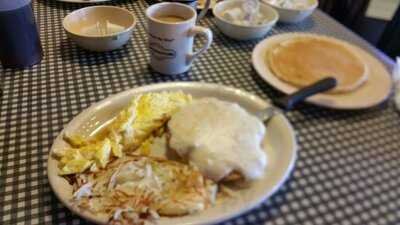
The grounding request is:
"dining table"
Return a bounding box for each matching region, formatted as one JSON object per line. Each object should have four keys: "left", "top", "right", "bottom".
{"left": 1, "top": 0, "right": 399, "bottom": 224}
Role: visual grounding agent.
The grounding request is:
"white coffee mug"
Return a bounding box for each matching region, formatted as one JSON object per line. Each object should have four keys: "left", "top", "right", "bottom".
{"left": 146, "top": 3, "right": 213, "bottom": 75}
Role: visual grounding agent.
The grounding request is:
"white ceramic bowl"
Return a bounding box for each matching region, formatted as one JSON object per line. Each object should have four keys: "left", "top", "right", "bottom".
{"left": 263, "top": 0, "right": 318, "bottom": 24}
{"left": 63, "top": 6, "right": 137, "bottom": 52}
{"left": 213, "top": 0, "right": 278, "bottom": 41}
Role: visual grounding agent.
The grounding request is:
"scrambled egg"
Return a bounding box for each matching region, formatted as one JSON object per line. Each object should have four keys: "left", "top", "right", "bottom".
{"left": 58, "top": 138, "right": 112, "bottom": 175}
{"left": 117, "top": 92, "right": 192, "bottom": 151}
{"left": 57, "top": 91, "right": 192, "bottom": 175}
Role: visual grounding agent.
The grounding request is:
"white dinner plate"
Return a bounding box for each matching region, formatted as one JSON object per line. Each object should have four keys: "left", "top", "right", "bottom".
{"left": 197, "top": 0, "right": 217, "bottom": 10}
{"left": 252, "top": 33, "right": 393, "bottom": 110}
{"left": 47, "top": 82, "right": 297, "bottom": 225}
{"left": 56, "top": 0, "right": 111, "bottom": 3}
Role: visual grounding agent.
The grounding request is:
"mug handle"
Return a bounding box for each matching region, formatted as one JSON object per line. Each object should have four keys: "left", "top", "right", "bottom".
{"left": 187, "top": 26, "right": 213, "bottom": 64}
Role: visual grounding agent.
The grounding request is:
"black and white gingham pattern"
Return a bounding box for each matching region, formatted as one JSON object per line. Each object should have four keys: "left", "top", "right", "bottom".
{"left": 1, "top": 0, "right": 399, "bottom": 224}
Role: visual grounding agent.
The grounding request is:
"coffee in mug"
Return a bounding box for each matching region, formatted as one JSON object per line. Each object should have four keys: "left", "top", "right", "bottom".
{"left": 146, "top": 3, "right": 213, "bottom": 75}
{"left": 154, "top": 15, "right": 186, "bottom": 23}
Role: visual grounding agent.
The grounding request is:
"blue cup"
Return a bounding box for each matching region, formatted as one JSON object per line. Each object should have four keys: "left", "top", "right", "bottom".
{"left": 0, "top": 0, "right": 42, "bottom": 68}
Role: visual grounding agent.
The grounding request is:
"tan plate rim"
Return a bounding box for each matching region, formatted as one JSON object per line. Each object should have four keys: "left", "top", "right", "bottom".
{"left": 197, "top": 0, "right": 217, "bottom": 9}
{"left": 56, "top": 0, "right": 111, "bottom": 3}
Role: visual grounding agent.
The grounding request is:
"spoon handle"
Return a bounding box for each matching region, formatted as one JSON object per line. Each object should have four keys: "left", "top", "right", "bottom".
{"left": 273, "top": 77, "right": 337, "bottom": 111}
{"left": 197, "top": 0, "right": 211, "bottom": 22}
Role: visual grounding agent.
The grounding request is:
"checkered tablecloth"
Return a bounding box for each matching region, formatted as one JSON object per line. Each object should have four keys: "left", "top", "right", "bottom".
{"left": 1, "top": 0, "right": 399, "bottom": 224}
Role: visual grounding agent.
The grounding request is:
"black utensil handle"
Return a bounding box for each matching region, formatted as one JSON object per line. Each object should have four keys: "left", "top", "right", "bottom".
{"left": 273, "top": 77, "right": 337, "bottom": 111}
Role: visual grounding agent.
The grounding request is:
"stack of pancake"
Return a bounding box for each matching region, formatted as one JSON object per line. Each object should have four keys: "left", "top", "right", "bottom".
{"left": 267, "top": 36, "right": 368, "bottom": 93}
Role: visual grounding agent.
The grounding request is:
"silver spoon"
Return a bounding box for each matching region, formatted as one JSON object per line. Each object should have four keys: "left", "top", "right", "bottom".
{"left": 256, "top": 77, "right": 337, "bottom": 123}
{"left": 197, "top": 0, "right": 211, "bottom": 22}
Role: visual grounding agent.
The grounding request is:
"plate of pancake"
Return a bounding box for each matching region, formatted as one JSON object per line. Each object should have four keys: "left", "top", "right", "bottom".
{"left": 252, "top": 33, "right": 392, "bottom": 109}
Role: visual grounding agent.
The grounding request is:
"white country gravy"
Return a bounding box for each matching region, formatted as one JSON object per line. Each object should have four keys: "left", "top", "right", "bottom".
{"left": 168, "top": 98, "right": 267, "bottom": 182}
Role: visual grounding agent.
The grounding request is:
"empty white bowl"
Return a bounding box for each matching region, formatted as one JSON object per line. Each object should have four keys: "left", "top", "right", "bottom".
{"left": 263, "top": 0, "right": 318, "bottom": 24}
{"left": 63, "top": 6, "right": 137, "bottom": 52}
{"left": 213, "top": 0, "right": 278, "bottom": 41}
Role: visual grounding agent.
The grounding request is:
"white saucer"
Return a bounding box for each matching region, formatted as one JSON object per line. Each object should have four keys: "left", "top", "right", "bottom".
{"left": 47, "top": 82, "right": 297, "bottom": 225}
{"left": 252, "top": 33, "right": 393, "bottom": 110}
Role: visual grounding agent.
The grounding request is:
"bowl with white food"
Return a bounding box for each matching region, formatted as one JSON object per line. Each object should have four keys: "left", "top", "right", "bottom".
{"left": 262, "top": 0, "right": 318, "bottom": 24}
{"left": 63, "top": 6, "right": 137, "bottom": 52}
{"left": 213, "top": 0, "right": 279, "bottom": 40}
